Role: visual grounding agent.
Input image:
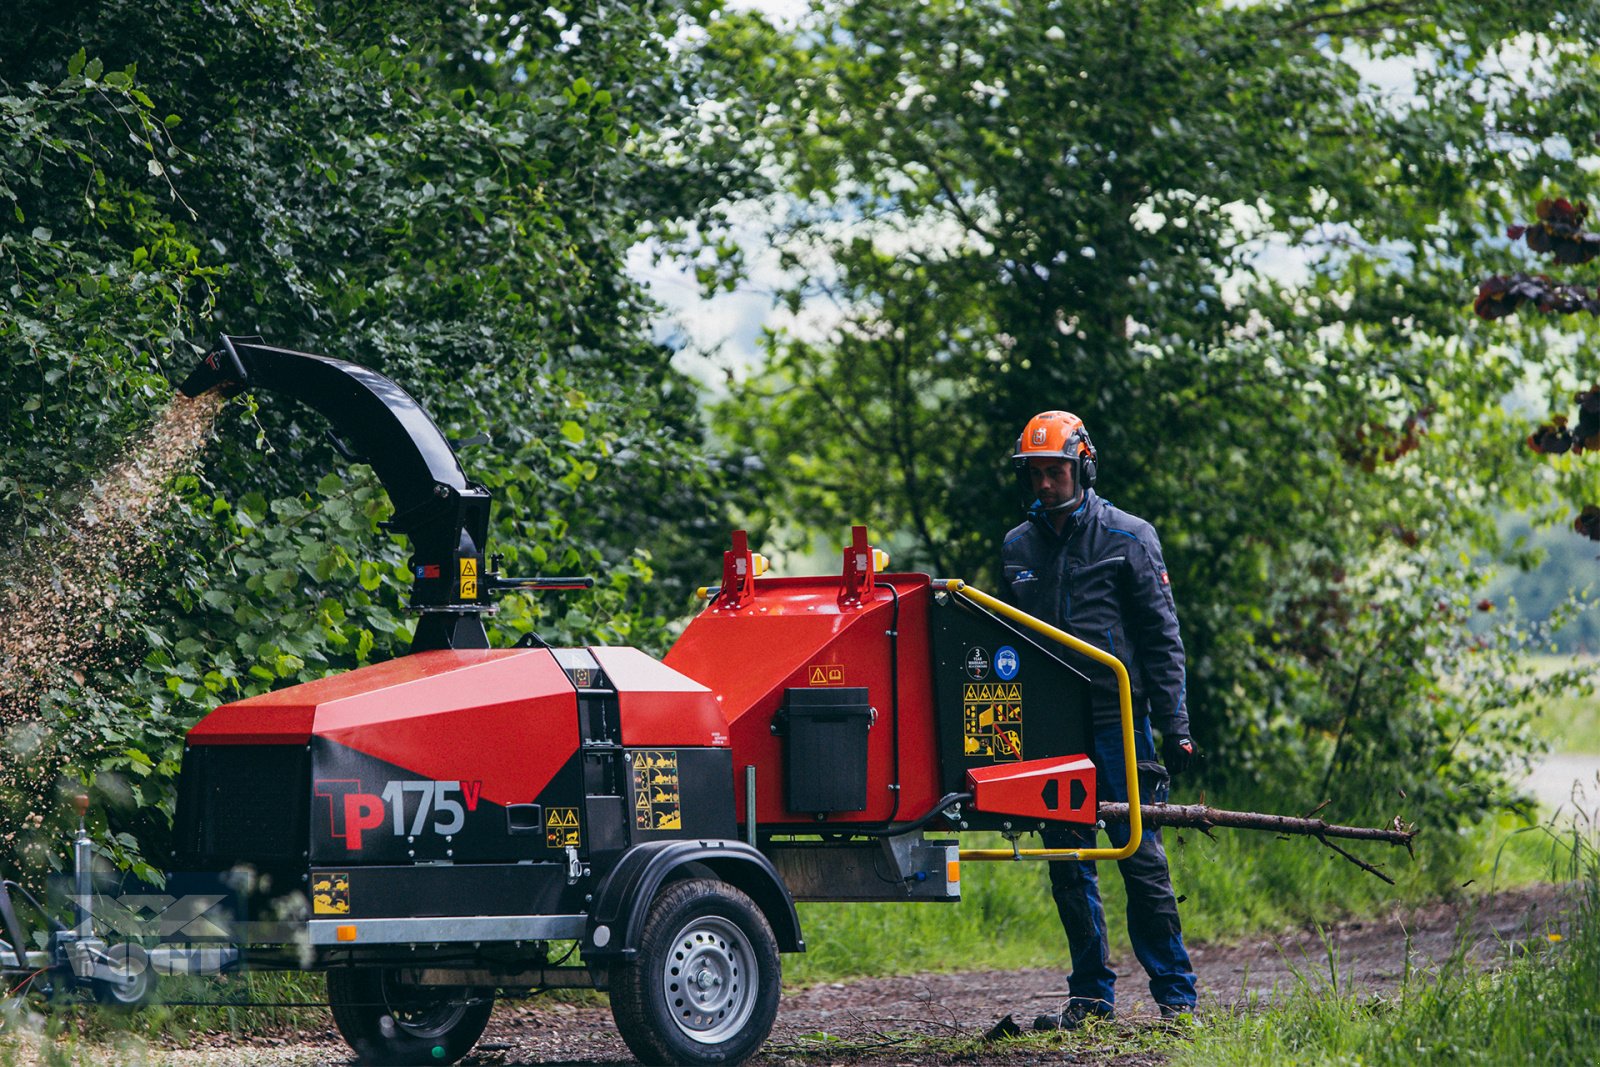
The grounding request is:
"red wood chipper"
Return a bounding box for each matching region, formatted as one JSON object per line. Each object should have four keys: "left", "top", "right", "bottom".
{"left": 1, "top": 337, "right": 1155, "bottom": 1065}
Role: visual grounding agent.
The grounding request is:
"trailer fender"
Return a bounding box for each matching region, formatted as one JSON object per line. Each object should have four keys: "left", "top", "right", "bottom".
{"left": 584, "top": 840, "right": 803, "bottom": 970}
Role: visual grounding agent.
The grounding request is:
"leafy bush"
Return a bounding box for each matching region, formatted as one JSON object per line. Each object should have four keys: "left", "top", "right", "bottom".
{"left": 0, "top": 1, "right": 738, "bottom": 878}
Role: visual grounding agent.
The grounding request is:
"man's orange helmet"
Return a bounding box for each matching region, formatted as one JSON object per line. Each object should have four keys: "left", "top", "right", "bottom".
{"left": 1012, "top": 410, "right": 1098, "bottom": 487}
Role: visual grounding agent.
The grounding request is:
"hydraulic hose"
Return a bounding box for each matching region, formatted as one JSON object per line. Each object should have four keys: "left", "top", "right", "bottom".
{"left": 839, "top": 792, "right": 973, "bottom": 839}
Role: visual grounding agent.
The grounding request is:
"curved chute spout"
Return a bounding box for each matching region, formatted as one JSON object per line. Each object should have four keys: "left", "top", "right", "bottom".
{"left": 179, "top": 336, "right": 492, "bottom": 651}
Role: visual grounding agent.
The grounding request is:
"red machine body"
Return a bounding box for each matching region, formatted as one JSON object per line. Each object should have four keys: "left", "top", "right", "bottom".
{"left": 189, "top": 650, "right": 579, "bottom": 805}
{"left": 178, "top": 646, "right": 734, "bottom": 874}
{"left": 665, "top": 573, "right": 944, "bottom": 828}
{"left": 665, "top": 526, "right": 1100, "bottom": 833}
{"left": 156, "top": 340, "right": 1106, "bottom": 1067}
{"left": 966, "top": 756, "right": 1097, "bottom": 822}
{"left": 189, "top": 648, "right": 727, "bottom": 792}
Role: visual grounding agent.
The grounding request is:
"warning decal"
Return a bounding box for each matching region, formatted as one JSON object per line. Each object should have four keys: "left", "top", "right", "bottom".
{"left": 459, "top": 557, "right": 479, "bottom": 599}
{"left": 807, "top": 664, "right": 845, "bottom": 686}
{"left": 631, "top": 750, "right": 682, "bottom": 831}
{"left": 962, "top": 682, "right": 1024, "bottom": 761}
{"left": 312, "top": 872, "right": 350, "bottom": 915}
{"left": 545, "top": 806, "right": 582, "bottom": 849}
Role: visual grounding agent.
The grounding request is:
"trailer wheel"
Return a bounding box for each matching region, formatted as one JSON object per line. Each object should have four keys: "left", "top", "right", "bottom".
{"left": 92, "top": 943, "right": 156, "bottom": 1011}
{"left": 327, "top": 967, "right": 494, "bottom": 1066}
{"left": 610, "top": 877, "right": 781, "bottom": 1066}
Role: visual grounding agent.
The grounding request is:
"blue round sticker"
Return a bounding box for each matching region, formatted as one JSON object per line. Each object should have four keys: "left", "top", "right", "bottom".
{"left": 994, "top": 645, "right": 1020, "bottom": 681}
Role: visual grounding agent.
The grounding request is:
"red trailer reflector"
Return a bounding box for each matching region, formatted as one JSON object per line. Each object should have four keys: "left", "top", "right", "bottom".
{"left": 967, "top": 755, "right": 1097, "bottom": 823}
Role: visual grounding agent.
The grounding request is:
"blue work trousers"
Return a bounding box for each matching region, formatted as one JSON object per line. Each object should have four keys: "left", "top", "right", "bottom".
{"left": 1041, "top": 717, "right": 1197, "bottom": 1011}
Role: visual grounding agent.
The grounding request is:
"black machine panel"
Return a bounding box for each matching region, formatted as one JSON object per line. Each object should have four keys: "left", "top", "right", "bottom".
{"left": 929, "top": 591, "right": 1095, "bottom": 805}
{"left": 624, "top": 747, "right": 737, "bottom": 843}
{"left": 175, "top": 744, "right": 309, "bottom": 871}
{"left": 310, "top": 863, "right": 574, "bottom": 920}
{"left": 308, "top": 739, "right": 586, "bottom": 866}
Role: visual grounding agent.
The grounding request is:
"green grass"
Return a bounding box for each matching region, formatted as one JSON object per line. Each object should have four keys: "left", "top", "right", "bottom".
{"left": 0, "top": 968, "right": 328, "bottom": 1061}
{"left": 1522, "top": 654, "right": 1600, "bottom": 753}
{"left": 786, "top": 810, "right": 1566, "bottom": 986}
{"left": 1171, "top": 831, "right": 1600, "bottom": 1067}
{"left": 0, "top": 807, "right": 1580, "bottom": 1062}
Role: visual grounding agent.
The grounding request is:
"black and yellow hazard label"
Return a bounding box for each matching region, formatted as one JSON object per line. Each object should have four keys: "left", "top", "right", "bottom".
{"left": 545, "top": 806, "right": 582, "bottom": 849}
{"left": 312, "top": 871, "right": 350, "bottom": 915}
{"left": 962, "top": 682, "right": 1024, "bottom": 761}
{"left": 459, "top": 557, "right": 479, "bottom": 599}
{"left": 631, "top": 750, "right": 682, "bottom": 831}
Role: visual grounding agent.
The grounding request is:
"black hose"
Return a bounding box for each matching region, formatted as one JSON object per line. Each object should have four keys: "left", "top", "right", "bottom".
{"left": 845, "top": 792, "right": 972, "bottom": 838}
{"left": 881, "top": 581, "right": 902, "bottom": 825}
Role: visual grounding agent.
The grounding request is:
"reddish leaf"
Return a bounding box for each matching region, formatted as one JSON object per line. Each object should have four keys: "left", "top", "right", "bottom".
{"left": 1575, "top": 504, "right": 1600, "bottom": 542}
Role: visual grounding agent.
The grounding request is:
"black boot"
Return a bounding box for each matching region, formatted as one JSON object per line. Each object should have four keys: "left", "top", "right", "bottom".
{"left": 1033, "top": 1002, "right": 1114, "bottom": 1031}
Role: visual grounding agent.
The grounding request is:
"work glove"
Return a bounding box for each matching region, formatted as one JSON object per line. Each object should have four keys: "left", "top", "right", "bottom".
{"left": 1162, "top": 733, "right": 1197, "bottom": 775}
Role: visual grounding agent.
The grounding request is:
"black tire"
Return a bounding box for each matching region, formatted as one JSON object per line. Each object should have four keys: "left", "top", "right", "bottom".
{"left": 91, "top": 943, "right": 157, "bottom": 1011}
{"left": 327, "top": 967, "right": 494, "bottom": 1066}
{"left": 609, "top": 877, "right": 782, "bottom": 1066}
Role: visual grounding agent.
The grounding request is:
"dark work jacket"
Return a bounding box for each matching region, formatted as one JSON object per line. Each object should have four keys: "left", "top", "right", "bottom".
{"left": 1000, "top": 489, "right": 1190, "bottom": 735}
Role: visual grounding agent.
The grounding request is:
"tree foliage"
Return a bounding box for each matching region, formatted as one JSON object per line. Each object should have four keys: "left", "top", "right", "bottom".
{"left": 0, "top": 0, "right": 735, "bottom": 877}
{"left": 699, "top": 0, "right": 1600, "bottom": 820}
{"left": 1478, "top": 197, "right": 1600, "bottom": 542}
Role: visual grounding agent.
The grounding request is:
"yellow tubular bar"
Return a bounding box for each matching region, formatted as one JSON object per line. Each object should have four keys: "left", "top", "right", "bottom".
{"left": 943, "top": 580, "right": 1141, "bottom": 863}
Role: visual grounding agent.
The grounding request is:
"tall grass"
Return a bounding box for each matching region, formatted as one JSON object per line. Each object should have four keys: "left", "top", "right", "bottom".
{"left": 787, "top": 811, "right": 1561, "bottom": 985}
{"left": 1173, "top": 825, "right": 1600, "bottom": 1066}
{"left": 1524, "top": 654, "right": 1600, "bottom": 752}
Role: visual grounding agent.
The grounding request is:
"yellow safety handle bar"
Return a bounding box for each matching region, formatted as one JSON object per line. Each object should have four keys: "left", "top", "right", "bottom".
{"left": 942, "top": 580, "right": 1142, "bottom": 863}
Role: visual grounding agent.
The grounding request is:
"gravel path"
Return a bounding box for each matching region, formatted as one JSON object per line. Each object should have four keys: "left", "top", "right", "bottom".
{"left": 1524, "top": 754, "right": 1600, "bottom": 825}
{"left": 5, "top": 883, "right": 1564, "bottom": 1067}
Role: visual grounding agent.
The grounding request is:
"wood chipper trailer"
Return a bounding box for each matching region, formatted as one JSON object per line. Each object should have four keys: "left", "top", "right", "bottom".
{"left": 0, "top": 338, "right": 1152, "bottom": 1066}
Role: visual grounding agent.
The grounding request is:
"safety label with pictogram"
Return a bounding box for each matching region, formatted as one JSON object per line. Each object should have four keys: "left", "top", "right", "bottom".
{"left": 807, "top": 663, "right": 845, "bottom": 686}
{"left": 631, "top": 750, "right": 682, "bottom": 831}
{"left": 962, "top": 682, "right": 1024, "bottom": 761}
{"left": 459, "top": 557, "right": 478, "bottom": 599}
{"left": 312, "top": 871, "right": 350, "bottom": 915}
{"left": 545, "top": 807, "right": 581, "bottom": 849}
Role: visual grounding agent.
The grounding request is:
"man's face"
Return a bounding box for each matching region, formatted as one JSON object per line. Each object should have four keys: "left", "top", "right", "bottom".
{"left": 1027, "top": 456, "right": 1077, "bottom": 509}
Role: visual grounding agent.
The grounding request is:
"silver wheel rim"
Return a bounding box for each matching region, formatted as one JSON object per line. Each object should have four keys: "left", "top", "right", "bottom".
{"left": 379, "top": 972, "right": 470, "bottom": 1039}
{"left": 661, "top": 914, "right": 757, "bottom": 1045}
{"left": 102, "top": 945, "right": 153, "bottom": 1005}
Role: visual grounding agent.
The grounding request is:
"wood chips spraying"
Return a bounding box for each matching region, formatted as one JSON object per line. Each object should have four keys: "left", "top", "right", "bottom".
{"left": 1, "top": 391, "right": 222, "bottom": 845}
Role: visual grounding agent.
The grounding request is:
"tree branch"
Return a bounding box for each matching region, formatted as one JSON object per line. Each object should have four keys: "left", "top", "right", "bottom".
{"left": 1283, "top": 0, "right": 1423, "bottom": 33}
{"left": 1096, "top": 800, "right": 1416, "bottom": 882}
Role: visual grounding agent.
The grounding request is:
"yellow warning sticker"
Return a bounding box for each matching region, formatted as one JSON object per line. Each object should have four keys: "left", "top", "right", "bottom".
{"left": 312, "top": 872, "right": 350, "bottom": 915}
{"left": 545, "top": 807, "right": 582, "bottom": 849}
{"left": 807, "top": 664, "right": 845, "bottom": 686}
{"left": 631, "top": 750, "right": 682, "bottom": 831}
{"left": 459, "top": 558, "right": 478, "bottom": 577}
{"left": 459, "top": 558, "right": 479, "bottom": 599}
{"left": 962, "top": 682, "right": 1024, "bottom": 761}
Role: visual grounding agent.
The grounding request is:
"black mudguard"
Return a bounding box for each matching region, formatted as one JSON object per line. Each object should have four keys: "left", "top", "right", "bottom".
{"left": 584, "top": 839, "right": 803, "bottom": 971}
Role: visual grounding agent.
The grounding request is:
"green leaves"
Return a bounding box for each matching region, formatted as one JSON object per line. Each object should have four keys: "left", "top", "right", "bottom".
{"left": 1, "top": 2, "right": 739, "bottom": 876}
{"left": 703, "top": 0, "right": 1600, "bottom": 824}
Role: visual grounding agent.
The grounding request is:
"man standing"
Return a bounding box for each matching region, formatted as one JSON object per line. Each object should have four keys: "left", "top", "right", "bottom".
{"left": 1000, "top": 410, "right": 1198, "bottom": 1028}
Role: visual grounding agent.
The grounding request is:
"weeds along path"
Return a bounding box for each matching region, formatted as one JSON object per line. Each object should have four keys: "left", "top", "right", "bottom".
{"left": 20, "top": 883, "right": 1567, "bottom": 1066}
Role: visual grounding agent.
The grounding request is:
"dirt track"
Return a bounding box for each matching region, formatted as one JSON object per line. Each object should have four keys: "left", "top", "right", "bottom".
{"left": 108, "top": 883, "right": 1572, "bottom": 1067}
